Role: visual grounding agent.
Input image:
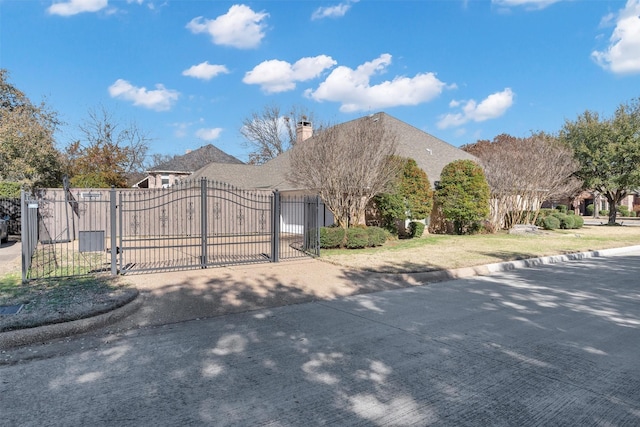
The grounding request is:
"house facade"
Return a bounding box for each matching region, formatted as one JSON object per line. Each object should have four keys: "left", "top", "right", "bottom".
{"left": 189, "top": 112, "right": 477, "bottom": 229}
{"left": 134, "top": 144, "right": 243, "bottom": 189}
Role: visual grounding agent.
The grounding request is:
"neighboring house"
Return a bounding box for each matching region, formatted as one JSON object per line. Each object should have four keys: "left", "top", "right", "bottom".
{"left": 547, "top": 190, "right": 639, "bottom": 216}
{"left": 134, "top": 144, "right": 243, "bottom": 189}
{"left": 190, "top": 112, "right": 476, "bottom": 229}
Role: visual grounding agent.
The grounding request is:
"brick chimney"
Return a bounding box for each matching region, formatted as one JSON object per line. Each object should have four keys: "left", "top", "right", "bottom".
{"left": 296, "top": 119, "right": 312, "bottom": 143}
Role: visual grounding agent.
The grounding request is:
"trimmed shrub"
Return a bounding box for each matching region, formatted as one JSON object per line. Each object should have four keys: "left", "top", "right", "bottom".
{"left": 617, "top": 205, "right": 630, "bottom": 217}
{"left": 555, "top": 205, "right": 568, "bottom": 213}
{"left": 535, "top": 209, "right": 556, "bottom": 227}
{"left": 559, "top": 214, "right": 575, "bottom": 229}
{"left": 585, "top": 204, "right": 595, "bottom": 216}
{"left": 320, "top": 227, "right": 346, "bottom": 249}
{"left": 572, "top": 215, "right": 584, "bottom": 228}
{"left": 408, "top": 221, "right": 425, "bottom": 238}
{"left": 346, "top": 227, "right": 369, "bottom": 249}
{"left": 542, "top": 215, "right": 560, "bottom": 230}
{"left": 630, "top": 211, "right": 637, "bottom": 218}
{"left": 599, "top": 209, "right": 609, "bottom": 216}
{"left": 539, "top": 208, "right": 555, "bottom": 217}
{"left": 400, "top": 159, "right": 433, "bottom": 221}
{"left": 367, "top": 227, "right": 388, "bottom": 247}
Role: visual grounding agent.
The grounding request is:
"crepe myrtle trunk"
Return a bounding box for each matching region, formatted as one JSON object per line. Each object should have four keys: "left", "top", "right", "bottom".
{"left": 603, "top": 189, "right": 625, "bottom": 225}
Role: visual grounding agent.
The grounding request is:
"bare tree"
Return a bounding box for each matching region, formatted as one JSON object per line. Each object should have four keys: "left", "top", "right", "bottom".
{"left": 288, "top": 114, "right": 401, "bottom": 229}
{"left": 145, "top": 153, "right": 175, "bottom": 171}
{"left": 66, "top": 105, "right": 151, "bottom": 187}
{"left": 464, "top": 132, "right": 582, "bottom": 229}
{"left": 240, "top": 104, "right": 315, "bottom": 164}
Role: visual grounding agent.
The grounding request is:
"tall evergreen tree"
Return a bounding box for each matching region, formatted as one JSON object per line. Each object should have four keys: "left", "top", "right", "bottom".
{"left": 435, "top": 160, "right": 490, "bottom": 235}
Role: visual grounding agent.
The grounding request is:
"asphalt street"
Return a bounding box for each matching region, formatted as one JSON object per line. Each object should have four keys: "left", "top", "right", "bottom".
{"left": 1, "top": 249, "right": 639, "bottom": 426}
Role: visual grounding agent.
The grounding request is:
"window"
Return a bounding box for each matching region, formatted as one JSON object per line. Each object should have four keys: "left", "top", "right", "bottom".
{"left": 161, "top": 175, "right": 170, "bottom": 189}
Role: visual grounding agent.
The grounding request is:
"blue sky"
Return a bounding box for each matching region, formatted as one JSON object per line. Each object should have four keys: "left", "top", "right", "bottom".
{"left": 1, "top": 0, "right": 639, "bottom": 163}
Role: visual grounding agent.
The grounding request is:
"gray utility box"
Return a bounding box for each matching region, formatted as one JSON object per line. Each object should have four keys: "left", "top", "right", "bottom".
{"left": 79, "top": 230, "right": 105, "bottom": 252}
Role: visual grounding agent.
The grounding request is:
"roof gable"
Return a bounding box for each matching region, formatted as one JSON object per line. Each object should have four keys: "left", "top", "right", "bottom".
{"left": 150, "top": 144, "right": 243, "bottom": 173}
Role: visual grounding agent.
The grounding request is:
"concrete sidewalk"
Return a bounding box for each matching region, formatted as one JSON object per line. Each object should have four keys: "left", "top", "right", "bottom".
{"left": 108, "top": 245, "right": 640, "bottom": 331}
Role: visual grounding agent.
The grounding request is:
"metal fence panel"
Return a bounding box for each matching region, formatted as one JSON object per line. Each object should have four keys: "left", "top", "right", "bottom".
{"left": 118, "top": 179, "right": 275, "bottom": 274}
{"left": 203, "top": 181, "right": 273, "bottom": 267}
{"left": 21, "top": 180, "right": 321, "bottom": 280}
{"left": 22, "top": 188, "right": 112, "bottom": 280}
{"left": 279, "top": 194, "right": 320, "bottom": 259}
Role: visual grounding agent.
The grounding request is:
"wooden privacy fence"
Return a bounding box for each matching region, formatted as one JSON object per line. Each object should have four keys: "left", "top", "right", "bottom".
{"left": 21, "top": 179, "right": 321, "bottom": 281}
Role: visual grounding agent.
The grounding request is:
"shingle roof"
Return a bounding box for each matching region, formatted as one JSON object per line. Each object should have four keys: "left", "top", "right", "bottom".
{"left": 190, "top": 112, "right": 477, "bottom": 190}
{"left": 381, "top": 113, "right": 477, "bottom": 184}
{"left": 150, "top": 144, "right": 243, "bottom": 173}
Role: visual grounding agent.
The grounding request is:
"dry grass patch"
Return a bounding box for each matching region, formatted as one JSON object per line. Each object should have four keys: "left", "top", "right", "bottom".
{"left": 0, "top": 275, "right": 137, "bottom": 332}
{"left": 321, "top": 225, "right": 640, "bottom": 273}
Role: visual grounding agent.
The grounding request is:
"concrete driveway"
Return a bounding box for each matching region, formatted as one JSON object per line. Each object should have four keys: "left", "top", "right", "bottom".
{"left": 1, "top": 249, "right": 639, "bottom": 425}
{"left": 0, "top": 236, "right": 20, "bottom": 276}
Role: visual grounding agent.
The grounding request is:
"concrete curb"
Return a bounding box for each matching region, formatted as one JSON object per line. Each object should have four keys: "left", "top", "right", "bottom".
{"left": 390, "top": 245, "right": 640, "bottom": 287}
{"left": 438, "top": 245, "right": 640, "bottom": 280}
{"left": 0, "top": 293, "right": 143, "bottom": 350}
{"left": 2, "top": 245, "right": 639, "bottom": 350}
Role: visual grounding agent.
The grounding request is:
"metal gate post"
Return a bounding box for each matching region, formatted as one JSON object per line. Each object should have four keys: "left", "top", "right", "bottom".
{"left": 21, "top": 189, "right": 28, "bottom": 283}
{"left": 315, "top": 196, "right": 321, "bottom": 255}
{"left": 200, "top": 178, "right": 208, "bottom": 268}
{"left": 110, "top": 187, "right": 117, "bottom": 276}
{"left": 308, "top": 195, "right": 320, "bottom": 255}
{"left": 271, "top": 190, "right": 280, "bottom": 263}
{"left": 303, "top": 196, "right": 309, "bottom": 251}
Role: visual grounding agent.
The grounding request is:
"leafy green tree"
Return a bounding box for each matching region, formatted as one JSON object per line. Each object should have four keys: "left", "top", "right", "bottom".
{"left": 0, "top": 69, "right": 64, "bottom": 189}
{"left": 372, "top": 192, "right": 405, "bottom": 233}
{"left": 435, "top": 159, "right": 490, "bottom": 235}
{"left": 560, "top": 98, "right": 640, "bottom": 225}
{"left": 0, "top": 181, "right": 21, "bottom": 198}
{"left": 400, "top": 158, "right": 433, "bottom": 220}
{"left": 373, "top": 157, "right": 433, "bottom": 233}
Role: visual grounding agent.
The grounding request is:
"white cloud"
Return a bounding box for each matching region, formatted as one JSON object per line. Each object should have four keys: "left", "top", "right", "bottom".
{"left": 195, "top": 128, "right": 223, "bottom": 141}
{"left": 182, "top": 62, "right": 230, "bottom": 80}
{"left": 243, "top": 55, "right": 337, "bottom": 93}
{"left": 491, "top": 0, "right": 561, "bottom": 10}
{"left": 48, "top": 0, "right": 108, "bottom": 16}
{"left": 108, "top": 79, "right": 179, "bottom": 111}
{"left": 592, "top": 0, "right": 640, "bottom": 74}
{"left": 437, "top": 88, "right": 514, "bottom": 129}
{"left": 311, "top": 0, "right": 358, "bottom": 20}
{"left": 305, "top": 54, "right": 448, "bottom": 113}
{"left": 186, "top": 4, "right": 268, "bottom": 49}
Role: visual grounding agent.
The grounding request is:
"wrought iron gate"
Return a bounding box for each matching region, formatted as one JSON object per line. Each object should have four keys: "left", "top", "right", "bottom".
{"left": 22, "top": 179, "right": 321, "bottom": 280}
